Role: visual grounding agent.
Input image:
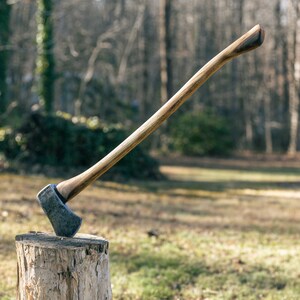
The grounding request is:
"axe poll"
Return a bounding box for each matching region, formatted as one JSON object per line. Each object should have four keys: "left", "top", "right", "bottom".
{"left": 37, "top": 24, "right": 265, "bottom": 237}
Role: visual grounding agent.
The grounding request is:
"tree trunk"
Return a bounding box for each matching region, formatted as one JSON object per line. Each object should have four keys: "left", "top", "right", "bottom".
{"left": 0, "top": 0, "right": 11, "bottom": 115}
{"left": 159, "top": 0, "right": 168, "bottom": 105}
{"left": 287, "top": 0, "right": 300, "bottom": 155}
{"left": 36, "top": 0, "right": 55, "bottom": 113}
{"left": 15, "top": 232, "right": 112, "bottom": 300}
{"left": 141, "top": 2, "right": 151, "bottom": 122}
{"left": 157, "top": 0, "right": 172, "bottom": 150}
{"left": 264, "top": 89, "right": 273, "bottom": 153}
{"left": 165, "top": 0, "right": 173, "bottom": 98}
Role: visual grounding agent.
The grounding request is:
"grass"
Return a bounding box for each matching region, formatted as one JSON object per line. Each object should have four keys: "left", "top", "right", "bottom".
{"left": 1, "top": 157, "right": 300, "bottom": 299}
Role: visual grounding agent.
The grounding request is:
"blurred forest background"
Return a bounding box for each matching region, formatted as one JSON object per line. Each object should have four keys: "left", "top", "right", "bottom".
{"left": 0, "top": 0, "right": 300, "bottom": 175}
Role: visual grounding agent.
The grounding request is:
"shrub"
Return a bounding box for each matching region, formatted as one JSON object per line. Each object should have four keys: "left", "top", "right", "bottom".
{"left": 0, "top": 112, "right": 161, "bottom": 180}
{"left": 170, "top": 110, "right": 235, "bottom": 156}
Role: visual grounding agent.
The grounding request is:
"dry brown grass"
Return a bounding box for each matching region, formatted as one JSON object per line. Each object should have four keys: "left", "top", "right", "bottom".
{"left": 1, "top": 158, "right": 300, "bottom": 299}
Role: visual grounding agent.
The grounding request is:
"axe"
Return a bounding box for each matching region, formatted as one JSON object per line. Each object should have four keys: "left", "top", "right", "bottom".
{"left": 37, "top": 25, "right": 264, "bottom": 237}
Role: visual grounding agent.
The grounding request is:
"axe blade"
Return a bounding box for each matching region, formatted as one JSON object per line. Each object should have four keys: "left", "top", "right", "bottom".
{"left": 37, "top": 184, "right": 82, "bottom": 237}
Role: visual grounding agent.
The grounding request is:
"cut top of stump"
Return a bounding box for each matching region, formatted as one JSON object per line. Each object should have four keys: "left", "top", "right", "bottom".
{"left": 15, "top": 232, "right": 109, "bottom": 253}
{"left": 15, "top": 232, "right": 112, "bottom": 300}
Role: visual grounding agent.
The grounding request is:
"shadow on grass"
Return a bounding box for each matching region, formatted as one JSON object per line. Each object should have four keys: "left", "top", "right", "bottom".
{"left": 159, "top": 156, "right": 300, "bottom": 173}
{"left": 138, "top": 180, "right": 300, "bottom": 193}
{"left": 110, "top": 248, "right": 298, "bottom": 299}
{"left": 110, "top": 249, "right": 210, "bottom": 299}
{"left": 97, "top": 178, "right": 300, "bottom": 195}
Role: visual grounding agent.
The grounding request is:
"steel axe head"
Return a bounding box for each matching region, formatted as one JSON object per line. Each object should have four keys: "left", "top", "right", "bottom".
{"left": 37, "top": 184, "right": 82, "bottom": 237}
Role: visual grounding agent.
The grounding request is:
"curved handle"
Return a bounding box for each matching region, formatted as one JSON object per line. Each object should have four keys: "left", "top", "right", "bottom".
{"left": 57, "top": 24, "right": 265, "bottom": 202}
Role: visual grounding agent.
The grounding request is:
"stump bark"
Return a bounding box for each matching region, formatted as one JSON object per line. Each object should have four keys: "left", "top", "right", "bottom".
{"left": 15, "top": 232, "right": 112, "bottom": 300}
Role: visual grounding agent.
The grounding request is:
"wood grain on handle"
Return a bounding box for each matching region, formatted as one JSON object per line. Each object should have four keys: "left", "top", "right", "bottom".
{"left": 57, "top": 24, "right": 265, "bottom": 202}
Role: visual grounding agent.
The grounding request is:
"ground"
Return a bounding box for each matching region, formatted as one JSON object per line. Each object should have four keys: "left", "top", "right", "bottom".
{"left": 1, "top": 157, "right": 300, "bottom": 299}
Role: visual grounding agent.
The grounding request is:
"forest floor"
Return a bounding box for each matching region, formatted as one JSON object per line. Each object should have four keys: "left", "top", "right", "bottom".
{"left": 1, "top": 156, "right": 300, "bottom": 299}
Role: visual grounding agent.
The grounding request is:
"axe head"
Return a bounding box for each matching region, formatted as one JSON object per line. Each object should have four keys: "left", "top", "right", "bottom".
{"left": 37, "top": 184, "right": 82, "bottom": 237}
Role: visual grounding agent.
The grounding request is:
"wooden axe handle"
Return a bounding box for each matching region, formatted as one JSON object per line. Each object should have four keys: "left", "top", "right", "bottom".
{"left": 57, "top": 24, "right": 264, "bottom": 202}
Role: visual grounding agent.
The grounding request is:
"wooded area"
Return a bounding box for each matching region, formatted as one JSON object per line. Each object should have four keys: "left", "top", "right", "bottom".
{"left": 0, "top": 0, "right": 300, "bottom": 155}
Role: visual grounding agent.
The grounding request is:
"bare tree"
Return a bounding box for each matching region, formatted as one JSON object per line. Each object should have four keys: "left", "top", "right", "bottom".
{"left": 35, "top": 0, "right": 55, "bottom": 113}
{"left": 74, "top": 20, "right": 122, "bottom": 116}
{"left": 287, "top": 0, "right": 300, "bottom": 154}
{"left": 159, "top": 0, "right": 168, "bottom": 105}
{"left": 0, "top": 0, "right": 11, "bottom": 114}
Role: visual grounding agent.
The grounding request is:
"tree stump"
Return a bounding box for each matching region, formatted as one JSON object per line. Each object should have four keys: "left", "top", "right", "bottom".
{"left": 15, "top": 232, "right": 112, "bottom": 300}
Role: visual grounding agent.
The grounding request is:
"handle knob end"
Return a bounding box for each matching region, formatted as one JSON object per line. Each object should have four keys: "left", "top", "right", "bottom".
{"left": 235, "top": 24, "right": 265, "bottom": 55}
